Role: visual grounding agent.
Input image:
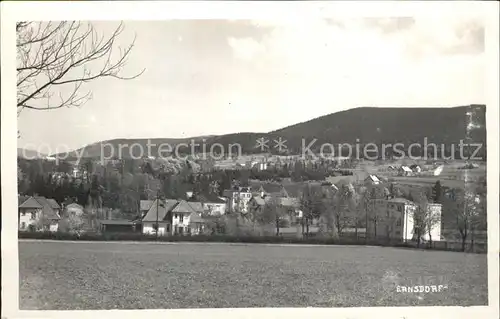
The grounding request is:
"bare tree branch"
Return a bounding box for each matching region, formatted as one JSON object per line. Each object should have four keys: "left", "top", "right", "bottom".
{"left": 16, "top": 21, "right": 145, "bottom": 115}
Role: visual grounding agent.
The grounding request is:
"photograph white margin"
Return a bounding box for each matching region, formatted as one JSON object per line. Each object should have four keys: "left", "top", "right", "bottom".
{"left": 2, "top": 1, "right": 499, "bottom": 319}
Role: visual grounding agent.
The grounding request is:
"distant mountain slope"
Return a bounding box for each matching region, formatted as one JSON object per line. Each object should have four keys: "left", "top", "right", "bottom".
{"left": 49, "top": 104, "right": 486, "bottom": 160}
{"left": 17, "top": 148, "right": 47, "bottom": 159}
{"left": 272, "top": 105, "right": 486, "bottom": 152}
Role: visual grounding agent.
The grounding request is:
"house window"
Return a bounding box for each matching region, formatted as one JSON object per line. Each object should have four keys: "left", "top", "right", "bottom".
{"left": 30, "top": 212, "right": 36, "bottom": 220}
{"left": 179, "top": 227, "right": 184, "bottom": 234}
{"left": 21, "top": 222, "right": 26, "bottom": 229}
{"left": 21, "top": 212, "right": 26, "bottom": 216}
{"left": 396, "top": 219, "right": 401, "bottom": 226}
{"left": 174, "top": 213, "right": 178, "bottom": 219}
{"left": 152, "top": 224, "right": 158, "bottom": 231}
{"left": 166, "top": 225, "right": 170, "bottom": 233}
{"left": 179, "top": 215, "right": 184, "bottom": 223}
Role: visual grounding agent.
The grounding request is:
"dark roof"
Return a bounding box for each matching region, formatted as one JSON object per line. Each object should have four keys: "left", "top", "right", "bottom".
{"left": 222, "top": 190, "right": 234, "bottom": 198}
{"left": 254, "top": 183, "right": 296, "bottom": 198}
{"left": 251, "top": 181, "right": 318, "bottom": 199}
{"left": 250, "top": 196, "right": 269, "bottom": 206}
{"left": 46, "top": 198, "right": 61, "bottom": 209}
{"left": 18, "top": 195, "right": 30, "bottom": 207}
{"left": 172, "top": 200, "right": 197, "bottom": 214}
{"left": 187, "top": 201, "right": 204, "bottom": 213}
{"left": 258, "top": 183, "right": 283, "bottom": 194}
{"left": 31, "top": 196, "right": 61, "bottom": 220}
{"left": 194, "top": 193, "right": 226, "bottom": 204}
{"left": 19, "top": 197, "right": 43, "bottom": 209}
{"left": 142, "top": 199, "right": 178, "bottom": 222}
{"left": 140, "top": 200, "right": 154, "bottom": 211}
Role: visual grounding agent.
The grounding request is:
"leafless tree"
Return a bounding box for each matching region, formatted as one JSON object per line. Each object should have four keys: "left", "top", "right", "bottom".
{"left": 299, "top": 185, "right": 325, "bottom": 237}
{"left": 409, "top": 190, "right": 429, "bottom": 248}
{"left": 260, "top": 196, "right": 284, "bottom": 236}
{"left": 454, "top": 188, "right": 484, "bottom": 252}
{"left": 17, "top": 21, "right": 144, "bottom": 115}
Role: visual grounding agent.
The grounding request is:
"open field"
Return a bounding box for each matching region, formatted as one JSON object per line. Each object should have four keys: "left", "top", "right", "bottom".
{"left": 19, "top": 240, "right": 487, "bottom": 309}
{"left": 391, "top": 177, "right": 467, "bottom": 188}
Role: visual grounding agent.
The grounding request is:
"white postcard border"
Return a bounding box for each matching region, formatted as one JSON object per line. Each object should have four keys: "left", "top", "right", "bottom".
{"left": 2, "top": 1, "right": 499, "bottom": 319}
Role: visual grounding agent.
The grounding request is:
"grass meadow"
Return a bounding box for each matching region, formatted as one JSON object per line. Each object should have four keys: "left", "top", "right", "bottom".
{"left": 19, "top": 240, "right": 487, "bottom": 309}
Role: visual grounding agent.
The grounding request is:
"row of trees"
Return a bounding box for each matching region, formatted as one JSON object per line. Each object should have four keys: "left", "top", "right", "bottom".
{"left": 18, "top": 157, "right": 486, "bottom": 252}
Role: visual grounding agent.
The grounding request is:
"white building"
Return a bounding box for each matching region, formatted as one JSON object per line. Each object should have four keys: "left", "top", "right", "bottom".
{"left": 171, "top": 200, "right": 205, "bottom": 235}
{"left": 223, "top": 187, "right": 252, "bottom": 214}
{"left": 203, "top": 199, "right": 227, "bottom": 216}
{"left": 399, "top": 166, "right": 413, "bottom": 176}
{"left": 18, "top": 196, "right": 61, "bottom": 232}
{"left": 141, "top": 199, "right": 207, "bottom": 236}
{"left": 364, "top": 175, "right": 381, "bottom": 185}
{"left": 367, "top": 198, "right": 442, "bottom": 242}
{"left": 65, "top": 203, "right": 84, "bottom": 217}
{"left": 141, "top": 199, "right": 178, "bottom": 236}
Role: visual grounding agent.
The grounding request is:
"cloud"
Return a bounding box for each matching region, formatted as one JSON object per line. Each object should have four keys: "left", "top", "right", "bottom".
{"left": 227, "top": 37, "right": 266, "bottom": 61}
{"left": 224, "top": 16, "right": 485, "bottom": 125}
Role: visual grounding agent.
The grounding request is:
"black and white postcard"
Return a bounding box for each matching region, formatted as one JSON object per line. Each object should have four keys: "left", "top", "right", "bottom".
{"left": 2, "top": 1, "right": 499, "bottom": 319}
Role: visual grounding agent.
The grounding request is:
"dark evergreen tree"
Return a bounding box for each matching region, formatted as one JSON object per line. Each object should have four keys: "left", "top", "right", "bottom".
{"left": 432, "top": 180, "right": 443, "bottom": 203}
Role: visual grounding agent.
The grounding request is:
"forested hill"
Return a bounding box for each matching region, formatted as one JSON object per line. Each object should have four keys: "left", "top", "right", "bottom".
{"left": 35, "top": 104, "right": 485, "bottom": 159}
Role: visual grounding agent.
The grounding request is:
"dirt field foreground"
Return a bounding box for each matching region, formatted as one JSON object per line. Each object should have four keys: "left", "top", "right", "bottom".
{"left": 19, "top": 240, "right": 487, "bottom": 309}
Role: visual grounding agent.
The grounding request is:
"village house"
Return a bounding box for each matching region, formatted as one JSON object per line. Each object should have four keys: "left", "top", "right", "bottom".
{"left": 141, "top": 199, "right": 207, "bottom": 236}
{"left": 249, "top": 184, "right": 303, "bottom": 224}
{"left": 140, "top": 199, "right": 154, "bottom": 218}
{"left": 203, "top": 198, "right": 227, "bottom": 215}
{"left": 250, "top": 160, "right": 269, "bottom": 171}
{"left": 64, "top": 202, "right": 84, "bottom": 217}
{"left": 18, "top": 196, "right": 61, "bottom": 232}
{"left": 366, "top": 197, "right": 442, "bottom": 242}
{"left": 141, "top": 199, "right": 178, "bottom": 236}
{"left": 247, "top": 194, "right": 271, "bottom": 217}
{"left": 409, "top": 164, "right": 422, "bottom": 173}
{"left": 171, "top": 200, "right": 203, "bottom": 235}
{"left": 191, "top": 193, "right": 227, "bottom": 215}
{"left": 223, "top": 186, "right": 253, "bottom": 214}
{"left": 399, "top": 166, "right": 413, "bottom": 176}
{"left": 364, "top": 174, "right": 381, "bottom": 185}
{"left": 189, "top": 212, "right": 207, "bottom": 235}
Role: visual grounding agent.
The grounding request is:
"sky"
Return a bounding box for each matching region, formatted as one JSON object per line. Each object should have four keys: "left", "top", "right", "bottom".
{"left": 17, "top": 16, "right": 486, "bottom": 151}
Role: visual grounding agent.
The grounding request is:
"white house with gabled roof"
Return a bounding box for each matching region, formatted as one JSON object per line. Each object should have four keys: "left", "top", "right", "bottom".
{"left": 18, "top": 196, "right": 61, "bottom": 232}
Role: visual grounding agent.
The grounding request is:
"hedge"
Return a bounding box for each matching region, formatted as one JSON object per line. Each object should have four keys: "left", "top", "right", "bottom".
{"left": 17, "top": 231, "right": 486, "bottom": 253}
